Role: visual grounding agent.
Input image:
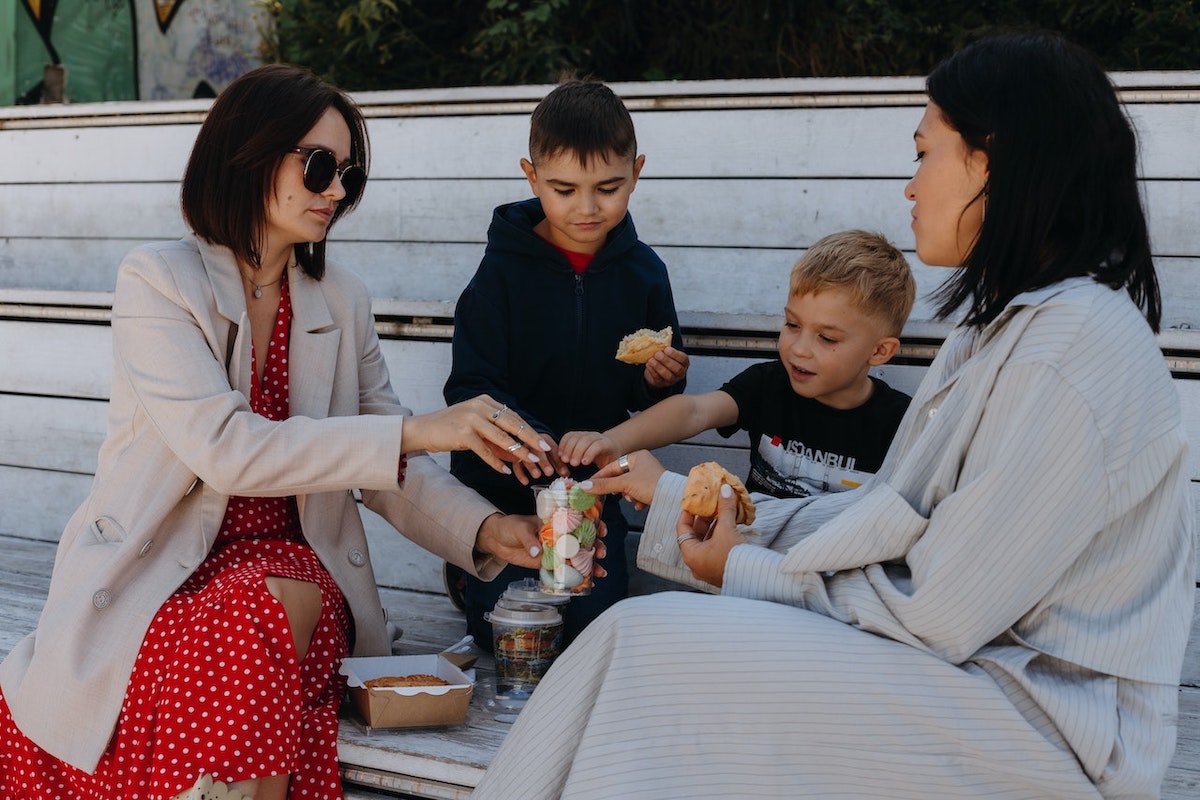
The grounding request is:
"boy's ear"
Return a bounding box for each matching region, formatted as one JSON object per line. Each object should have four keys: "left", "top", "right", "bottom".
{"left": 868, "top": 336, "right": 901, "bottom": 366}
{"left": 631, "top": 153, "right": 645, "bottom": 183}
{"left": 520, "top": 157, "right": 538, "bottom": 189}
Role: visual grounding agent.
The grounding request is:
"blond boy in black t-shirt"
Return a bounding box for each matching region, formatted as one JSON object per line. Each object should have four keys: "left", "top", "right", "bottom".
{"left": 559, "top": 229, "right": 915, "bottom": 498}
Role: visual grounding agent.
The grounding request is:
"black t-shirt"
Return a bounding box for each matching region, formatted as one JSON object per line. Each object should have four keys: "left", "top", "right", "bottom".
{"left": 718, "top": 360, "right": 910, "bottom": 498}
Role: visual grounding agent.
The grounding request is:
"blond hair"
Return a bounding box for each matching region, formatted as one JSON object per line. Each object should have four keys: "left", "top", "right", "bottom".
{"left": 789, "top": 230, "right": 915, "bottom": 336}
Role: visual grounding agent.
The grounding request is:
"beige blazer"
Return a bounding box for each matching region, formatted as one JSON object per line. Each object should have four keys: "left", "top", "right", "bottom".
{"left": 0, "top": 235, "right": 504, "bottom": 772}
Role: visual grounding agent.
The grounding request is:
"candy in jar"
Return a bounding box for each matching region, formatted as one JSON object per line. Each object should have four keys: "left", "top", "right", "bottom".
{"left": 533, "top": 477, "right": 601, "bottom": 595}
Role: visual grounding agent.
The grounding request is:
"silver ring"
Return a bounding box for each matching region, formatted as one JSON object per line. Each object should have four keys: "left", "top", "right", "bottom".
{"left": 677, "top": 533, "right": 698, "bottom": 546}
{"left": 491, "top": 404, "right": 508, "bottom": 420}
{"left": 617, "top": 454, "right": 630, "bottom": 474}
{"left": 517, "top": 423, "right": 526, "bottom": 434}
{"left": 506, "top": 440, "right": 523, "bottom": 452}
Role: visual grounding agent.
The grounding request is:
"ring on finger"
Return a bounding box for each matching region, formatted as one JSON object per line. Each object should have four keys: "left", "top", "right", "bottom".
{"left": 677, "top": 532, "right": 698, "bottom": 546}
{"left": 517, "top": 423, "right": 526, "bottom": 434}
{"left": 506, "top": 440, "right": 523, "bottom": 453}
{"left": 492, "top": 404, "right": 508, "bottom": 420}
{"left": 617, "top": 454, "right": 630, "bottom": 474}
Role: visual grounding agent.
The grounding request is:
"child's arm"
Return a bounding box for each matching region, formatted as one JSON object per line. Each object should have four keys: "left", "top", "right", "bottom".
{"left": 560, "top": 390, "right": 739, "bottom": 467}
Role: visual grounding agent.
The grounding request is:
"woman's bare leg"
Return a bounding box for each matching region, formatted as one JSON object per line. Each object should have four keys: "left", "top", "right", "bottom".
{"left": 229, "top": 772, "right": 290, "bottom": 799}
{"left": 264, "top": 575, "right": 323, "bottom": 662}
{"left": 227, "top": 576, "right": 323, "bottom": 799}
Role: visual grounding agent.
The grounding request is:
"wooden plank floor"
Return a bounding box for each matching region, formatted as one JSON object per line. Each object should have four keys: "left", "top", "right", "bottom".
{"left": 0, "top": 533, "right": 1197, "bottom": 798}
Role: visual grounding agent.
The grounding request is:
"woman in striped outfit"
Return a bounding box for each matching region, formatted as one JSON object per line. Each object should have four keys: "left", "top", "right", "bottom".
{"left": 471, "top": 31, "right": 1193, "bottom": 800}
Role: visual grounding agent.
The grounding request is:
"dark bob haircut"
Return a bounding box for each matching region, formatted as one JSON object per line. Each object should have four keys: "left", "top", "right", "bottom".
{"left": 927, "top": 31, "right": 1161, "bottom": 332}
{"left": 181, "top": 63, "right": 369, "bottom": 280}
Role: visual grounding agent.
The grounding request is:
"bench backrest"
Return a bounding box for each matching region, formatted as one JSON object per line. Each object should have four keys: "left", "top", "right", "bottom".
{"left": 0, "top": 78, "right": 1196, "bottom": 692}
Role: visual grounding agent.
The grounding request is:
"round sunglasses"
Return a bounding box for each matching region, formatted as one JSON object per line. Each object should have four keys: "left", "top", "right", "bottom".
{"left": 290, "top": 147, "right": 366, "bottom": 204}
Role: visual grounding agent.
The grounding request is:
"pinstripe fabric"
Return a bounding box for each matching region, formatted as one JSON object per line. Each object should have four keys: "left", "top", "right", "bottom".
{"left": 474, "top": 279, "right": 1193, "bottom": 799}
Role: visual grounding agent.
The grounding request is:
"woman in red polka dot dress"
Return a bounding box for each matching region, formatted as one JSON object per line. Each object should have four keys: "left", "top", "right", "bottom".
{"left": 0, "top": 65, "right": 557, "bottom": 800}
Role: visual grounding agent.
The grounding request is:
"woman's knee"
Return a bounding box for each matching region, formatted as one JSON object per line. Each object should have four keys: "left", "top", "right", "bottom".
{"left": 264, "top": 576, "right": 323, "bottom": 661}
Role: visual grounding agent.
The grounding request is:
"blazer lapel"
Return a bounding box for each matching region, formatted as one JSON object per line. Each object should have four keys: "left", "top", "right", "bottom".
{"left": 288, "top": 268, "right": 340, "bottom": 421}
{"left": 288, "top": 269, "right": 341, "bottom": 523}
{"left": 193, "top": 235, "right": 253, "bottom": 395}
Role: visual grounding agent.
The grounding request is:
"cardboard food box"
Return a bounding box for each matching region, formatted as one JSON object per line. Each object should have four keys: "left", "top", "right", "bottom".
{"left": 341, "top": 655, "right": 474, "bottom": 730}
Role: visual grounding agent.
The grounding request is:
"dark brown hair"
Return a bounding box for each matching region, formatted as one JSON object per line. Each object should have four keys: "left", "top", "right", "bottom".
{"left": 180, "top": 63, "right": 369, "bottom": 279}
{"left": 927, "top": 31, "right": 1160, "bottom": 331}
{"left": 529, "top": 79, "right": 637, "bottom": 167}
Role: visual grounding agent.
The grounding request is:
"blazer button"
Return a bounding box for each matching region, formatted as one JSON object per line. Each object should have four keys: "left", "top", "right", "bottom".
{"left": 928, "top": 406, "right": 939, "bottom": 419}
{"left": 93, "top": 589, "right": 112, "bottom": 609}
{"left": 348, "top": 548, "right": 367, "bottom": 567}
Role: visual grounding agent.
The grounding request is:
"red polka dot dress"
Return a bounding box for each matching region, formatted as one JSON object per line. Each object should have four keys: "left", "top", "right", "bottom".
{"left": 0, "top": 278, "right": 351, "bottom": 799}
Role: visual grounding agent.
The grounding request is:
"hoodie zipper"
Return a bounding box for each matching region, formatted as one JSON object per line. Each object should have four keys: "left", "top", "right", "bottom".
{"left": 574, "top": 273, "right": 585, "bottom": 391}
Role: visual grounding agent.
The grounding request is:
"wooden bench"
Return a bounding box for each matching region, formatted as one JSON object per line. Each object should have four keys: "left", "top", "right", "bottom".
{"left": 2, "top": 298, "right": 1197, "bottom": 797}
{"left": 2, "top": 74, "right": 1198, "bottom": 796}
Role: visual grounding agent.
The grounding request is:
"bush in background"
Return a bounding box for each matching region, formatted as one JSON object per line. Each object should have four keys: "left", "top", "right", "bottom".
{"left": 259, "top": 0, "right": 1200, "bottom": 90}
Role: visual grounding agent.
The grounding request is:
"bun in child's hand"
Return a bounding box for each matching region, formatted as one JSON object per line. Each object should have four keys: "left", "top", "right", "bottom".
{"left": 615, "top": 326, "right": 672, "bottom": 364}
{"left": 681, "top": 461, "right": 755, "bottom": 525}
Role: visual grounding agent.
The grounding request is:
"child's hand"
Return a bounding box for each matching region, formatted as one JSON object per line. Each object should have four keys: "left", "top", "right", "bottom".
{"left": 559, "top": 431, "right": 620, "bottom": 467}
{"left": 644, "top": 346, "right": 689, "bottom": 389}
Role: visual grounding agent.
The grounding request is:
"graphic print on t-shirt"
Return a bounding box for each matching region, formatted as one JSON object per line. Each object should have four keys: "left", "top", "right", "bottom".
{"left": 749, "top": 432, "right": 874, "bottom": 498}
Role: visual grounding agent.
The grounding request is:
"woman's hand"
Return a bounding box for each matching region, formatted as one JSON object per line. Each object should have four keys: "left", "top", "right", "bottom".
{"left": 475, "top": 512, "right": 543, "bottom": 569}
{"left": 581, "top": 449, "right": 664, "bottom": 510}
{"left": 676, "top": 483, "right": 746, "bottom": 587}
{"left": 402, "top": 396, "right": 554, "bottom": 478}
{"left": 511, "top": 432, "right": 569, "bottom": 486}
{"left": 644, "top": 346, "right": 689, "bottom": 389}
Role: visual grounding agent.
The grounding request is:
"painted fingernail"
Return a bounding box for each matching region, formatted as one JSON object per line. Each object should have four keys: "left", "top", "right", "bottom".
{"left": 529, "top": 545, "right": 540, "bottom": 557}
{"left": 528, "top": 453, "right": 540, "bottom": 463}
{"left": 539, "top": 439, "right": 551, "bottom": 451}
{"left": 720, "top": 483, "right": 733, "bottom": 497}
{"left": 580, "top": 480, "right": 594, "bottom": 490}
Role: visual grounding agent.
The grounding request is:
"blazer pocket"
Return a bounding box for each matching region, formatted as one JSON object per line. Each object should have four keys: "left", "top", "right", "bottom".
{"left": 89, "top": 515, "right": 128, "bottom": 545}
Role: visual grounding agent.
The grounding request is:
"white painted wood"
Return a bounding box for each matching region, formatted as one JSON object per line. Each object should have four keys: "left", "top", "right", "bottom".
{"left": 3, "top": 96, "right": 1197, "bottom": 181}
{"left": 0, "top": 466, "right": 89, "bottom": 542}
{"left": 0, "top": 321, "right": 113, "bottom": 399}
{"left": 0, "top": 123, "right": 197, "bottom": 183}
{"left": 0, "top": 395, "right": 105, "bottom": 474}
{"left": 10, "top": 241, "right": 1200, "bottom": 332}
{"left": 0, "top": 239, "right": 140, "bottom": 291}
{"left": 10, "top": 178, "right": 1199, "bottom": 262}
{"left": 3, "top": 75, "right": 1199, "bottom": 334}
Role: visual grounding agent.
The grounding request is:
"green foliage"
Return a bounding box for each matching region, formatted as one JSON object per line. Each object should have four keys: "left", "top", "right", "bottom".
{"left": 258, "top": 0, "right": 490, "bottom": 90}
{"left": 259, "top": 0, "right": 1200, "bottom": 91}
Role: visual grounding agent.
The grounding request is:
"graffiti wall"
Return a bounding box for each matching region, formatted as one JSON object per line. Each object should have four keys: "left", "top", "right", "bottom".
{"left": 2, "top": 0, "right": 266, "bottom": 105}
{"left": 137, "top": 0, "right": 267, "bottom": 100}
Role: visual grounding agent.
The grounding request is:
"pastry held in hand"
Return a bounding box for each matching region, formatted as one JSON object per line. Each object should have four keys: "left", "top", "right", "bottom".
{"left": 615, "top": 325, "right": 673, "bottom": 364}
{"left": 681, "top": 461, "right": 755, "bottom": 525}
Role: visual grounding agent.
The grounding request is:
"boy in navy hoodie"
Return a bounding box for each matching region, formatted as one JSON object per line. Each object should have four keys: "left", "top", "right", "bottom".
{"left": 444, "top": 79, "right": 689, "bottom": 650}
